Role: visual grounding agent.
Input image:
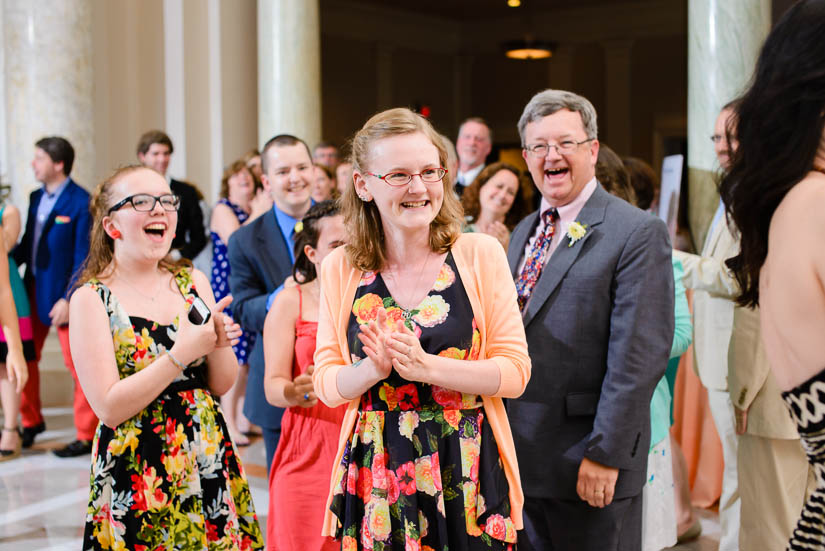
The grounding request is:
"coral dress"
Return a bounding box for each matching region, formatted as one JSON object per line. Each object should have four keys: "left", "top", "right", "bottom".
{"left": 82, "top": 270, "right": 263, "bottom": 551}
{"left": 267, "top": 286, "right": 347, "bottom": 550}
{"left": 0, "top": 204, "right": 35, "bottom": 362}
{"left": 330, "top": 253, "right": 517, "bottom": 551}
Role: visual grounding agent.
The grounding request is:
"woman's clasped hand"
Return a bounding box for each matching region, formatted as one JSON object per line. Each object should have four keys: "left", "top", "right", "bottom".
{"left": 357, "top": 307, "right": 430, "bottom": 381}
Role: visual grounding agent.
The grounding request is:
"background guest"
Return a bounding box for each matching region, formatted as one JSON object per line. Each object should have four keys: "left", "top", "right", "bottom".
{"left": 210, "top": 159, "right": 271, "bottom": 445}
{"left": 335, "top": 161, "right": 353, "bottom": 196}
{"left": 623, "top": 156, "right": 659, "bottom": 213}
{"left": 455, "top": 116, "right": 493, "bottom": 194}
{"left": 0, "top": 186, "right": 29, "bottom": 460}
{"left": 136, "top": 130, "right": 207, "bottom": 262}
{"left": 229, "top": 134, "right": 315, "bottom": 468}
{"left": 624, "top": 154, "right": 700, "bottom": 542}
{"left": 312, "top": 164, "right": 337, "bottom": 203}
{"left": 461, "top": 161, "right": 533, "bottom": 251}
{"left": 243, "top": 148, "right": 264, "bottom": 184}
{"left": 718, "top": 2, "right": 825, "bottom": 547}
{"left": 263, "top": 200, "right": 347, "bottom": 551}
{"left": 313, "top": 140, "right": 339, "bottom": 168}
{"left": 14, "top": 136, "right": 95, "bottom": 456}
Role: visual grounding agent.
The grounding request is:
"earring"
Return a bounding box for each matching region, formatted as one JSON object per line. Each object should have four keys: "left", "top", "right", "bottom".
{"left": 108, "top": 229, "right": 121, "bottom": 239}
{"left": 358, "top": 194, "right": 371, "bottom": 202}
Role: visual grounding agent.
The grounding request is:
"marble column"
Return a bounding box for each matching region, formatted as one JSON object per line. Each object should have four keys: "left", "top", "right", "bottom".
{"left": 4, "top": 0, "right": 94, "bottom": 198}
{"left": 257, "top": 0, "right": 321, "bottom": 149}
{"left": 687, "top": 0, "right": 769, "bottom": 249}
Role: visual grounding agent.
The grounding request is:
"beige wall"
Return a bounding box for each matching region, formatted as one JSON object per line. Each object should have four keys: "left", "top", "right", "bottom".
{"left": 91, "top": 0, "right": 166, "bottom": 188}
{"left": 220, "top": 0, "right": 258, "bottom": 165}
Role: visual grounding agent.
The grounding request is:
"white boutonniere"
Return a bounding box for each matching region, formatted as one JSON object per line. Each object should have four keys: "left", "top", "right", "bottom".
{"left": 566, "top": 221, "right": 588, "bottom": 247}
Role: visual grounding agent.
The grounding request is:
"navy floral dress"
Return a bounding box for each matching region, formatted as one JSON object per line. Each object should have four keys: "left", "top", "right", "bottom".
{"left": 330, "top": 252, "right": 517, "bottom": 551}
{"left": 82, "top": 270, "right": 263, "bottom": 550}
{"left": 210, "top": 198, "right": 253, "bottom": 364}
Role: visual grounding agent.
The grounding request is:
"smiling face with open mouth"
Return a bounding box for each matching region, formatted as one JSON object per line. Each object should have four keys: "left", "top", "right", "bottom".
{"left": 105, "top": 168, "right": 178, "bottom": 261}
{"left": 355, "top": 131, "right": 444, "bottom": 236}
{"left": 522, "top": 109, "right": 599, "bottom": 208}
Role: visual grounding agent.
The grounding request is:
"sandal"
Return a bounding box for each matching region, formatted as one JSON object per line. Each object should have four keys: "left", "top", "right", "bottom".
{"left": 0, "top": 427, "right": 22, "bottom": 462}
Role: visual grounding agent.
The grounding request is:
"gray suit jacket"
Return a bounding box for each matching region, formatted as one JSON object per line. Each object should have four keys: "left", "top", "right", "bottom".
{"left": 506, "top": 184, "right": 674, "bottom": 500}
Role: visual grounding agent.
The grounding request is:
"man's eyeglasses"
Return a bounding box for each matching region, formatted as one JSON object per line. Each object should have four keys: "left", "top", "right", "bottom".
{"left": 366, "top": 167, "right": 448, "bottom": 187}
{"left": 523, "top": 138, "right": 594, "bottom": 157}
{"left": 108, "top": 194, "right": 181, "bottom": 215}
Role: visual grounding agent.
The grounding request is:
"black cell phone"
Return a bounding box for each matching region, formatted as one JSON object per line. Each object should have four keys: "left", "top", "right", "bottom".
{"left": 188, "top": 296, "right": 212, "bottom": 325}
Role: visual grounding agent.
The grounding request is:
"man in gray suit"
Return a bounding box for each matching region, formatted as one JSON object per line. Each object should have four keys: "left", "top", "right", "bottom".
{"left": 506, "top": 89, "right": 674, "bottom": 550}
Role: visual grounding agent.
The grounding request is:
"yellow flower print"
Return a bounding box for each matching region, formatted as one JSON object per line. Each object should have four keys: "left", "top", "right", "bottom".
{"left": 432, "top": 264, "right": 455, "bottom": 291}
{"left": 462, "top": 480, "right": 484, "bottom": 536}
{"left": 352, "top": 293, "right": 384, "bottom": 324}
{"left": 412, "top": 295, "right": 450, "bottom": 328}
{"left": 367, "top": 499, "right": 392, "bottom": 541}
{"left": 419, "top": 511, "right": 429, "bottom": 538}
{"left": 437, "top": 347, "right": 466, "bottom": 360}
{"left": 398, "top": 411, "right": 419, "bottom": 441}
{"left": 357, "top": 412, "right": 383, "bottom": 445}
{"left": 415, "top": 455, "right": 437, "bottom": 496}
{"left": 107, "top": 426, "right": 141, "bottom": 456}
{"left": 163, "top": 449, "right": 187, "bottom": 478}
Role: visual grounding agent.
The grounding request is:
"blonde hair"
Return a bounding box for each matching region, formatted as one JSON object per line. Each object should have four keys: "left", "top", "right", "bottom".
{"left": 343, "top": 108, "right": 463, "bottom": 272}
{"left": 74, "top": 165, "right": 190, "bottom": 289}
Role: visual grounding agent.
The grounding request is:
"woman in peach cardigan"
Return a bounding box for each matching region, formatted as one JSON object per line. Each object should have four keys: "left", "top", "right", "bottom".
{"left": 313, "top": 107, "right": 531, "bottom": 550}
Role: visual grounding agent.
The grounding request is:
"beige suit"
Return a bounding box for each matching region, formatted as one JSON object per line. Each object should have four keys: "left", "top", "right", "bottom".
{"left": 676, "top": 217, "right": 812, "bottom": 551}
{"left": 729, "top": 304, "right": 812, "bottom": 551}
{"left": 674, "top": 216, "right": 741, "bottom": 551}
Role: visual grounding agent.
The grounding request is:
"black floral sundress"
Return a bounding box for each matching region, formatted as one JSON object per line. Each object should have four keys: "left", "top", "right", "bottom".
{"left": 82, "top": 270, "right": 263, "bottom": 551}
{"left": 330, "top": 252, "right": 517, "bottom": 551}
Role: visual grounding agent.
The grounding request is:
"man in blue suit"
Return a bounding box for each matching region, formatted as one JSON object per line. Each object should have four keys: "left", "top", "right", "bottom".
{"left": 14, "top": 136, "right": 96, "bottom": 456}
{"left": 506, "top": 91, "right": 674, "bottom": 550}
{"left": 228, "top": 134, "right": 314, "bottom": 469}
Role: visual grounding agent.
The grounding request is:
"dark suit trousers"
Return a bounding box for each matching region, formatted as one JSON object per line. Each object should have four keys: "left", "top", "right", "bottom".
{"left": 519, "top": 493, "right": 642, "bottom": 551}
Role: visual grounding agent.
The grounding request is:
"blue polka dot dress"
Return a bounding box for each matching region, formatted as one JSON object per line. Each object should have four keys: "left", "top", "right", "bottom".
{"left": 210, "top": 198, "right": 254, "bottom": 364}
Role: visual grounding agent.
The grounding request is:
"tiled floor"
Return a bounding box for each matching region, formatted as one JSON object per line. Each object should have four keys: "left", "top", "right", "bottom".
{"left": 0, "top": 408, "right": 719, "bottom": 550}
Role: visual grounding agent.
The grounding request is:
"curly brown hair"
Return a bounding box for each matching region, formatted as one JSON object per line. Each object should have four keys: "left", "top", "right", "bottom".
{"left": 73, "top": 166, "right": 190, "bottom": 290}
{"left": 219, "top": 160, "right": 253, "bottom": 199}
{"left": 460, "top": 162, "right": 534, "bottom": 230}
{"left": 343, "top": 108, "right": 463, "bottom": 272}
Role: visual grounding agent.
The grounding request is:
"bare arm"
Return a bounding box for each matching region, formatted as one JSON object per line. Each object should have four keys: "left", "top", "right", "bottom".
{"left": 209, "top": 202, "right": 241, "bottom": 247}
{"left": 0, "top": 241, "right": 26, "bottom": 391}
{"left": 1, "top": 205, "right": 21, "bottom": 253}
{"left": 71, "top": 285, "right": 215, "bottom": 428}
{"left": 191, "top": 269, "right": 240, "bottom": 396}
{"left": 263, "top": 286, "right": 301, "bottom": 406}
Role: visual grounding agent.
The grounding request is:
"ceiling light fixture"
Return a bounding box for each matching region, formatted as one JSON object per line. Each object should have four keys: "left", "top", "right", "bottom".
{"left": 507, "top": 0, "right": 521, "bottom": 7}
{"left": 503, "top": 39, "right": 555, "bottom": 60}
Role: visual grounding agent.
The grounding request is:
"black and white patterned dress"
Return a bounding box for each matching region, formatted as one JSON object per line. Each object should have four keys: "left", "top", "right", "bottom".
{"left": 782, "top": 369, "right": 825, "bottom": 550}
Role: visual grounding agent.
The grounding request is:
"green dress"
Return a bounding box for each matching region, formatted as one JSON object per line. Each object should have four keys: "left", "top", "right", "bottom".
{"left": 82, "top": 269, "right": 263, "bottom": 551}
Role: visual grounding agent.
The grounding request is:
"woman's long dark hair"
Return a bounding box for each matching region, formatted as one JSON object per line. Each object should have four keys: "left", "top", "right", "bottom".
{"left": 292, "top": 199, "right": 340, "bottom": 283}
{"left": 719, "top": 0, "right": 825, "bottom": 308}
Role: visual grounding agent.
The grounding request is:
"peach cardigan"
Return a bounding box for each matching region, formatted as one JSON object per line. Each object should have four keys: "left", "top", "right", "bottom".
{"left": 313, "top": 232, "right": 531, "bottom": 536}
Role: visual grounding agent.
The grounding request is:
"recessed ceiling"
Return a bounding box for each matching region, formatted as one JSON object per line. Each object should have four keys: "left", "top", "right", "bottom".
{"left": 322, "top": 0, "right": 620, "bottom": 21}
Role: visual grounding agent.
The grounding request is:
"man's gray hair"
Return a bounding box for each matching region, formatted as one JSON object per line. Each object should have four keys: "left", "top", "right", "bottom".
{"left": 517, "top": 89, "right": 599, "bottom": 144}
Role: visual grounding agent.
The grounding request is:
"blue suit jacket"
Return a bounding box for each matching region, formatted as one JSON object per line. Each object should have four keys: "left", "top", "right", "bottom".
{"left": 506, "top": 184, "right": 674, "bottom": 500}
{"left": 14, "top": 179, "right": 91, "bottom": 325}
{"left": 227, "top": 210, "right": 292, "bottom": 430}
